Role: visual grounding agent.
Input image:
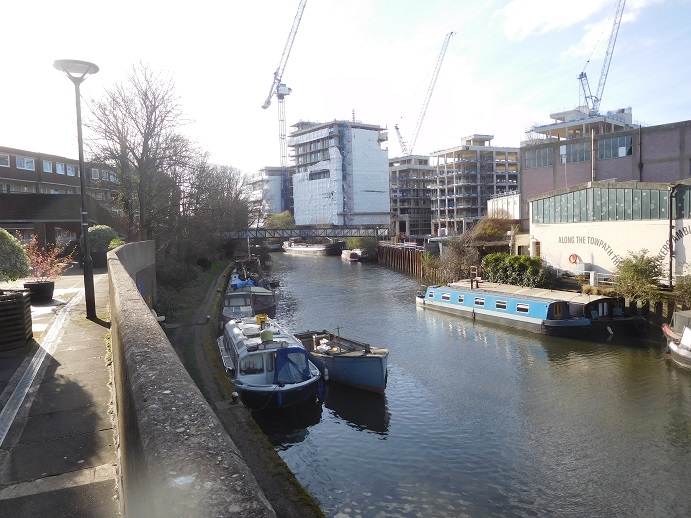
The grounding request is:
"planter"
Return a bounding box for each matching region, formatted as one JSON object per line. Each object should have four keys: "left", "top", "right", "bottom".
{"left": 23, "top": 281, "right": 55, "bottom": 303}
{"left": 0, "top": 289, "right": 33, "bottom": 350}
{"left": 92, "top": 251, "right": 108, "bottom": 269}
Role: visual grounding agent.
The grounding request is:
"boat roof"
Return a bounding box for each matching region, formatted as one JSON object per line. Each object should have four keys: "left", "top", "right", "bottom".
{"left": 443, "top": 279, "right": 616, "bottom": 305}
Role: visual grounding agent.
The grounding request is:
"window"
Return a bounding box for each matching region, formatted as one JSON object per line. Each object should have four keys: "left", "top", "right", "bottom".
{"left": 458, "top": 294, "right": 464, "bottom": 303}
{"left": 56, "top": 163, "right": 65, "bottom": 175}
{"left": 496, "top": 300, "right": 507, "bottom": 310}
{"left": 441, "top": 293, "right": 451, "bottom": 301}
{"left": 308, "top": 169, "right": 330, "bottom": 181}
{"left": 427, "top": 291, "right": 434, "bottom": 298}
{"left": 598, "top": 135, "right": 633, "bottom": 160}
{"left": 516, "top": 303, "right": 530, "bottom": 313}
{"left": 524, "top": 147, "right": 553, "bottom": 169}
{"left": 239, "top": 355, "right": 263, "bottom": 375}
{"left": 43, "top": 160, "right": 53, "bottom": 173}
{"left": 0, "top": 153, "right": 9, "bottom": 167}
{"left": 109, "top": 171, "right": 116, "bottom": 182}
{"left": 67, "top": 165, "right": 76, "bottom": 176}
{"left": 16, "top": 156, "right": 35, "bottom": 171}
{"left": 91, "top": 168, "right": 99, "bottom": 180}
{"left": 474, "top": 297, "right": 485, "bottom": 306}
{"left": 561, "top": 142, "right": 591, "bottom": 164}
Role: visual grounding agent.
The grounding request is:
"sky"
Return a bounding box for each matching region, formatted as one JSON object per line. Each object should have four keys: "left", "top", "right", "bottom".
{"left": 2, "top": 0, "right": 690, "bottom": 175}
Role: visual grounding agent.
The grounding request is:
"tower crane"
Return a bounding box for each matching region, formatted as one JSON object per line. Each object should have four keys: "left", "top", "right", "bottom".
{"left": 261, "top": 0, "right": 307, "bottom": 169}
{"left": 578, "top": 0, "right": 626, "bottom": 116}
{"left": 397, "top": 31, "right": 454, "bottom": 156}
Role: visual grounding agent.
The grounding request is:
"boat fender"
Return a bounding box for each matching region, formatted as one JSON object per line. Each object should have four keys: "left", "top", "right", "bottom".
{"left": 569, "top": 254, "right": 578, "bottom": 264}
{"left": 324, "top": 367, "right": 329, "bottom": 381}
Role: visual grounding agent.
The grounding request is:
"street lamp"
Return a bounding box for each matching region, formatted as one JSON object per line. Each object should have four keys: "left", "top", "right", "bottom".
{"left": 53, "top": 59, "right": 99, "bottom": 319}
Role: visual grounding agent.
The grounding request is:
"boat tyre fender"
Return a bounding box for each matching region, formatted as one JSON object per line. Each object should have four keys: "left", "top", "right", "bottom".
{"left": 569, "top": 254, "right": 578, "bottom": 264}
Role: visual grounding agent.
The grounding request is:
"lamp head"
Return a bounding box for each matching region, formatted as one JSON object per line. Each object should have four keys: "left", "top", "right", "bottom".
{"left": 53, "top": 59, "right": 99, "bottom": 84}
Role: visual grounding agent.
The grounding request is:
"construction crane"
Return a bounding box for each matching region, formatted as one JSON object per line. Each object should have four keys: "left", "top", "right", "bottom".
{"left": 397, "top": 31, "right": 454, "bottom": 156}
{"left": 261, "top": 0, "right": 307, "bottom": 169}
{"left": 578, "top": 0, "right": 626, "bottom": 116}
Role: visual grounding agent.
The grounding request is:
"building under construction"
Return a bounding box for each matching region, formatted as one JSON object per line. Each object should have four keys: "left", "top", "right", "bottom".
{"left": 430, "top": 135, "right": 519, "bottom": 236}
{"left": 389, "top": 156, "right": 434, "bottom": 239}
{"left": 288, "top": 120, "right": 390, "bottom": 226}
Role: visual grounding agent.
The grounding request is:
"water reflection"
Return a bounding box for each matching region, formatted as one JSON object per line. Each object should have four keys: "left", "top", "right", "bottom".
{"left": 252, "top": 401, "right": 322, "bottom": 448}
{"left": 323, "top": 382, "right": 389, "bottom": 435}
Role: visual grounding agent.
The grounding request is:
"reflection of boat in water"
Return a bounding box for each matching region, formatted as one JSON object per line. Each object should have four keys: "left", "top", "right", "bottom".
{"left": 217, "top": 315, "right": 323, "bottom": 410}
{"left": 294, "top": 330, "right": 388, "bottom": 393}
{"left": 324, "top": 382, "right": 389, "bottom": 434}
{"left": 251, "top": 401, "right": 323, "bottom": 446}
{"left": 663, "top": 310, "right": 691, "bottom": 369}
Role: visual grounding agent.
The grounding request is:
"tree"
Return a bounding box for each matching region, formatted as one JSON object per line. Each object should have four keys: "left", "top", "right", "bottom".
{"left": 87, "top": 63, "right": 193, "bottom": 242}
{"left": 673, "top": 275, "right": 691, "bottom": 310}
{"left": 613, "top": 249, "right": 664, "bottom": 305}
{"left": 264, "top": 211, "right": 295, "bottom": 229}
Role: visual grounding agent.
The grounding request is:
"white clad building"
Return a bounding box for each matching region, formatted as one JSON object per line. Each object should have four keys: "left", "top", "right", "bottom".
{"left": 288, "top": 120, "right": 390, "bottom": 226}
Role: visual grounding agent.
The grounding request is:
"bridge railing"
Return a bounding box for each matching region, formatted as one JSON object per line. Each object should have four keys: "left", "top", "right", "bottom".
{"left": 223, "top": 226, "right": 390, "bottom": 240}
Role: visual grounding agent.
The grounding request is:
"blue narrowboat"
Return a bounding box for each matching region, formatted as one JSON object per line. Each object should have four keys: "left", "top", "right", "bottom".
{"left": 416, "top": 282, "right": 591, "bottom": 337}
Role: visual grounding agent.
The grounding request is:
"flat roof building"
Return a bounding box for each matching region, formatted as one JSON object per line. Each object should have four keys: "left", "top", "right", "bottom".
{"left": 288, "top": 120, "right": 390, "bottom": 227}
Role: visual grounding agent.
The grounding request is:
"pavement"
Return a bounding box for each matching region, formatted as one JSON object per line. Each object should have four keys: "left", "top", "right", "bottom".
{"left": 0, "top": 266, "right": 119, "bottom": 517}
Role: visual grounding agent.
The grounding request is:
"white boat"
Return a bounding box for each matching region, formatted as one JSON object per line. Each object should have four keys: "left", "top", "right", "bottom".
{"left": 662, "top": 310, "right": 691, "bottom": 369}
{"left": 341, "top": 249, "right": 361, "bottom": 261}
{"left": 221, "top": 290, "right": 254, "bottom": 324}
{"left": 217, "top": 315, "right": 323, "bottom": 410}
{"left": 282, "top": 238, "right": 345, "bottom": 256}
{"left": 293, "top": 330, "right": 389, "bottom": 393}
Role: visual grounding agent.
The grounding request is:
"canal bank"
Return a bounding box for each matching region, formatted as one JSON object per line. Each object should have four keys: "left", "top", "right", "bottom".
{"left": 166, "top": 263, "right": 325, "bottom": 518}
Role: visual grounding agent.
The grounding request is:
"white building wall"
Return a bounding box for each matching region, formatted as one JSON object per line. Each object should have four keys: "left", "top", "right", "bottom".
{"left": 530, "top": 218, "right": 675, "bottom": 275}
{"left": 264, "top": 175, "right": 282, "bottom": 215}
{"left": 293, "top": 155, "right": 343, "bottom": 225}
{"left": 350, "top": 128, "right": 390, "bottom": 226}
{"left": 487, "top": 193, "right": 521, "bottom": 219}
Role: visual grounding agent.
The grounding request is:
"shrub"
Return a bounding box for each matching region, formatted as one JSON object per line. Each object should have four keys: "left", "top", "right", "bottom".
{"left": 0, "top": 229, "right": 30, "bottom": 281}
{"left": 23, "top": 234, "right": 73, "bottom": 281}
{"left": 87, "top": 225, "right": 118, "bottom": 252}
{"left": 109, "top": 237, "right": 126, "bottom": 250}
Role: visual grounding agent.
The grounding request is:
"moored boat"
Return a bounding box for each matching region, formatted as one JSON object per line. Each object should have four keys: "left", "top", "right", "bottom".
{"left": 221, "top": 290, "right": 254, "bottom": 324}
{"left": 662, "top": 309, "right": 691, "bottom": 369}
{"left": 416, "top": 280, "right": 591, "bottom": 337}
{"left": 341, "top": 249, "right": 361, "bottom": 262}
{"left": 282, "top": 238, "right": 345, "bottom": 256}
{"left": 217, "top": 315, "right": 323, "bottom": 410}
{"left": 293, "top": 330, "right": 388, "bottom": 393}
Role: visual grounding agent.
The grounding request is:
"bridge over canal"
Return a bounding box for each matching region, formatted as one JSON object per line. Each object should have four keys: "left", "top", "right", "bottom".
{"left": 224, "top": 225, "right": 389, "bottom": 240}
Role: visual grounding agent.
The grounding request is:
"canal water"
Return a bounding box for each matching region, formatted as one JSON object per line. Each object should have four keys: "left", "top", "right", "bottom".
{"left": 255, "top": 252, "right": 691, "bottom": 517}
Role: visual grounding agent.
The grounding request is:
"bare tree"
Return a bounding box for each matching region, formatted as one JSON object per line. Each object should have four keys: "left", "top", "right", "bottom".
{"left": 87, "top": 63, "right": 193, "bottom": 242}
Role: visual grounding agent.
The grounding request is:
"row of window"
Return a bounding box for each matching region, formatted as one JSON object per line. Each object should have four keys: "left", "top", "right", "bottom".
{"left": 532, "top": 187, "right": 670, "bottom": 224}
{"left": 0, "top": 152, "right": 116, "bottom": 182}
{"left": 524, "top": 136, "right": 633, "bottom": 169}
{"left": 434, "top": 291, "right": 530, "bottom": 313}
{"left": 308, "top": 170, "right": 330, "bottom": 181}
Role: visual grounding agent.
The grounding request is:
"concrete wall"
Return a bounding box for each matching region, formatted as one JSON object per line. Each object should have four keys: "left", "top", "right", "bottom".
{"left": 108, "top": 242, "right": 276, "bottom": 517}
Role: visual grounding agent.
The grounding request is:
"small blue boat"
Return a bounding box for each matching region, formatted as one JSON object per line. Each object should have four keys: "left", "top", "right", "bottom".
{"left": 293, "top": 330, "right": 389, "bottom": 394}
{"left": 416, "top": 280, "right": 591, "bottom": 337}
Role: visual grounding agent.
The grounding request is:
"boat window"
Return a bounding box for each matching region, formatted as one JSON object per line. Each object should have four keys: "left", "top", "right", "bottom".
{"left": 516, "top": 303, "right": 530, "bottom": 313}
{"left": 240, "top": 355, "right": 264, "bottom": 375}
{"left": 441, "top": 292, "right": 451, "bottom": 301}
{"left": 266, "top": 352, "right": 274, "bottom": 372}
{"left": 495, "top": 300, "right": 507, "bottom": 310}
{"left": 474, "top": 297, "right": 485, "bottom": 306}
{"left": 427, "top": 290, "right": 434, "bottom": 298}
{"left": 458, "top": 295, "right": 464, "bottom": 303}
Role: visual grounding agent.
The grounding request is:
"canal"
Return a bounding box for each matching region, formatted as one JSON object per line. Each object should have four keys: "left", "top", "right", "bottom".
{"left": 254, "top": 252, "right": 691, "bottom": 517}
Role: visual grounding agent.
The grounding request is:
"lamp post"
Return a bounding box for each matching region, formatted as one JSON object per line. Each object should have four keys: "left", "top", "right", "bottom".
{"left": 53, "top": 59, "right": 99, "bottom": 319}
